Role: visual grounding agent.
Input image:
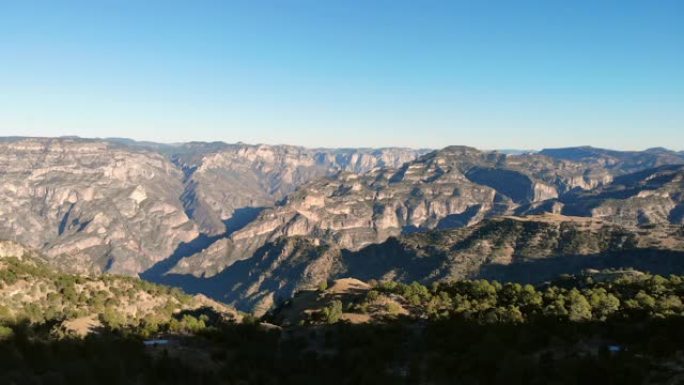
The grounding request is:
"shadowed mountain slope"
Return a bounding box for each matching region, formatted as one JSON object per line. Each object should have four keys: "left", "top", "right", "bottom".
{"left": 149, "top": 214, "right": 684, "bottom": 314}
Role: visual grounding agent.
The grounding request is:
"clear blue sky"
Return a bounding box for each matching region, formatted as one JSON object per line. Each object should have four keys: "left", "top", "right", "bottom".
{"left": 1, "top": 1, "right": 682, "bottom": 150}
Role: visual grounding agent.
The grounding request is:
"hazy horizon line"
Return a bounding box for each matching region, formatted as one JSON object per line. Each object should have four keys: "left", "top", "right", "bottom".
{"left": 1, "top": 134, "right": 682, "bottom": 153}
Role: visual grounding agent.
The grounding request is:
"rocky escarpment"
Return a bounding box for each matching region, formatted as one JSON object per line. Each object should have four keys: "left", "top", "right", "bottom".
{"left": 0, "top": 138, "right": 198, "bottom": 275}
{"left": 169, "top": 143, "right": 427, "bottom": 235}
{"left": 0, "top": 137, "right": 426, "bottom": 275}
{"left": 559, "top": 165, "right": 684, "bottom": 226}
{"left": 171, "top": 146, "right": 620, "bottom": 277}
{"left": 1, "top": 137, "right": 683, "bottom": 315}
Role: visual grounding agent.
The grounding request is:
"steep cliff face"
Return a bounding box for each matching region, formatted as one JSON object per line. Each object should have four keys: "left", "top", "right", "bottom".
{"left": 0, "top": 138, "right": 198, "bottom": 275}
{"left": 560, "top": 165, "right": 684, "bottom": 226}
{"left": 170, "top": 143, "right": 427, "bottom": 235}
{"left": 173, "top": 146, "right": 619, "bottom": 277}
{"left": 0, "top": 137, "right": 426, "bottom": 275}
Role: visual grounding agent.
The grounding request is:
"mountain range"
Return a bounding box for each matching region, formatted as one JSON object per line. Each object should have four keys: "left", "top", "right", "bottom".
{"left": 1, "top": 137, "right": 683, "bottom": 312}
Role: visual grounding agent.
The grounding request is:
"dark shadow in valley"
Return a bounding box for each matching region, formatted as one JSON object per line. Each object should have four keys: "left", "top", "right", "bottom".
{"left": 476, "top": 249, "right": 684, "bottom": 284}
{"left": 436, "top": 204, "right": 482, "bottom": 229}
{"left": 141, "top": 235, "right": 684, "bottom": 313}
{"left": 400, "top": 225, "right": 422, "bottom": 235}
{"left": 58, "top": 203, "right": 75, "bottom": 235}
{"left": 141, "top": 206, "right": 267, "bottom": 298}
{"left": 142, "top": 259, "right": 252, "bottom": 308}
{"left": 669, "top": 203, "right": 684, "bottom": 223}
{"left": 340, "top": 245, "right": 684, "bottom": 289}
{"left": 223, "top": 206, "right": 266, "bottom": 236}
{"left": 402, "top": 205, "right": 482, "bottom": 235}
{"left": 140, "top": 240, "right": 313, "bottom": 312}
{"left": 465, "top": 167, "right": 533, "bottom": 204}
{"left": 140, "top": 233, "right": 222, "bottom": 281}
{"left": 337, "top": 238, "right": 447, "bottom": 283}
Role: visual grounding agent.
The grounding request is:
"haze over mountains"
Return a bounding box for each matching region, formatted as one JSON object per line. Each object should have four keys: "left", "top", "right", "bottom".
{"left": 1, "top": 136, "right": 683, "bottom": 312}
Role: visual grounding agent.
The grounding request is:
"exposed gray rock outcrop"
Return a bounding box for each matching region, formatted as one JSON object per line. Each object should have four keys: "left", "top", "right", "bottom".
{"left": 172, "top": 146, "right": 627, "bottom": 277}
{"left": 0, "top": 138, "right": 198, "bottom": 274}
{"left": 0, "top": 137, "right": 426, "bottom": 274}
{"left": 170, "top": 143, "right": 428, "bottom": 235}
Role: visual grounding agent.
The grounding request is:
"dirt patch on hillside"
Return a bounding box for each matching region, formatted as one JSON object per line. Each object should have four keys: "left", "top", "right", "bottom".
{"left": 328, "top": 278, "right": 370, "bottom": 294}
{"left": 61, "top": 314, "right": 102, "bottom": 337}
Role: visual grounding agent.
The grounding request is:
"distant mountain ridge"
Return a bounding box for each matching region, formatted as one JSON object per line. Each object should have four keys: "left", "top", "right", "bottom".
{"left": 539, "top": 145, "right": 684, "bottom": 173}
